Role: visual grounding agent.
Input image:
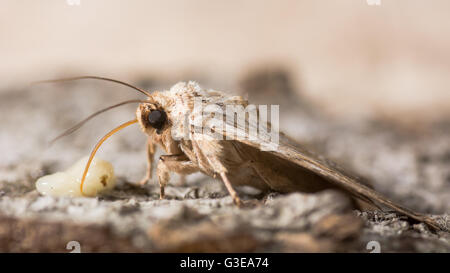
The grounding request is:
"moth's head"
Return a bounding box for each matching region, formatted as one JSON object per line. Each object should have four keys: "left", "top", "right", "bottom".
{"left": 136, "top": 101, "right": 170, "bottom": 136}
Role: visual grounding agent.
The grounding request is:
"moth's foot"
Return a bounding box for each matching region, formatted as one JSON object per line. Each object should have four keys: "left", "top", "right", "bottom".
{"left": 139, "top": 178, "right": 149, "bottom": 186}
{"left": 239, "top": 199, "right": 260, "bottom": 209}
{"left": 159, "top": 186, "right": 165, "bottom": 200}
{"left": 139, "top": 173, "right": 152, "bottom": 186}
{"left": 232, "top": 196, "right": 243, "bottom": 207}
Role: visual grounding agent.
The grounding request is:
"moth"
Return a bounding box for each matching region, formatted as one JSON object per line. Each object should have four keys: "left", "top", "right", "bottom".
{"left": 37, "top": 76, "right": 442, "bottom": 230}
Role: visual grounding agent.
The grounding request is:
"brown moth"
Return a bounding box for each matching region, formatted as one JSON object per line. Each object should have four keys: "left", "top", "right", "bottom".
{"left": 37, "top": 76, "right": 442, "bottom": 230}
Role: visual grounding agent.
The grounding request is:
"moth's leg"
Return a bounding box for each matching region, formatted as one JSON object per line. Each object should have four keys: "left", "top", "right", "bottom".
{"left": 219, "top": 172, "right": 242, "bottom": 207}
{"left": 139, "top": 137, "right": 156, "bottom": 185}
{"left": 177, "top": 175, "right": 187, "bottom": 186}
{"left": 156, "top": 154, "right": 199, "bottom": 199}
{"left": 188, "top": 139, "right": 243, "bottom": 207}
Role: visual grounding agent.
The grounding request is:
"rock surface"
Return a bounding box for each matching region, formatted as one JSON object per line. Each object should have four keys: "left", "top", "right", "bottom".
{"left": 0, "top": 77, "right": 449, "bottom": 252}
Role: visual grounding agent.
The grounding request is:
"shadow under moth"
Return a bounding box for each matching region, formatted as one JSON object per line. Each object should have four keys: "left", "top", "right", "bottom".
{"left": 36, "top": 76, "right": 443, "bottom": 231}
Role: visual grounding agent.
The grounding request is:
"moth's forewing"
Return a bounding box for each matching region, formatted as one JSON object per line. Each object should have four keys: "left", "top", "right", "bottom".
{"left": 200, "top": 101, "right": 441, "bottom": 230}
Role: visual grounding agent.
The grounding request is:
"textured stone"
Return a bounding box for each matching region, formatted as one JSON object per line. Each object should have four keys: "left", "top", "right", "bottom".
{"left": 0, "top": 80, "right": 449, "bottom": 252}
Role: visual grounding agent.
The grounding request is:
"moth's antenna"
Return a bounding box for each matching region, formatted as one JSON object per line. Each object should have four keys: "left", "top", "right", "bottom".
{"left": 33, "top": 76, "right": 152, "bottom": 97}
{"left": 80, "top": 119, "right": 138, "bottom": 196}
{"left": 49, "top": 99, "right": 148, "bottom": 145}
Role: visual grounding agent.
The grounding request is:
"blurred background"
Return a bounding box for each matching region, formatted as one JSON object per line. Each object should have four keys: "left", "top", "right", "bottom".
{"left": 0, "top": 0, "right": 449, "bottom": 252}
{"left": 2, "top": 0, "right": 450, "bottom": 122}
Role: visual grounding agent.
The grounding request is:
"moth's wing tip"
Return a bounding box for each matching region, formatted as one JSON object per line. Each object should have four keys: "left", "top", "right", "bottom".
{"left": 425, "top": 217, "right": 447, "bottom": 232}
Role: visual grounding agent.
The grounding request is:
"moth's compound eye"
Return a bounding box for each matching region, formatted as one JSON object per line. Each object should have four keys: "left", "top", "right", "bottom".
{"left": 147, "top": 110, "right": 166, "bottom": 130}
